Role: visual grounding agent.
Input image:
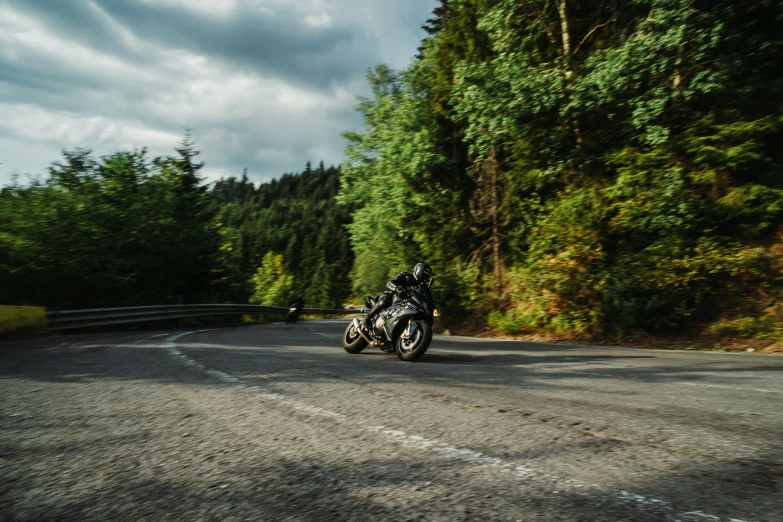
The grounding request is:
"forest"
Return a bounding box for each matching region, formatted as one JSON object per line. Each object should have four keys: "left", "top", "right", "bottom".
{"left": 1, "top": 0, "right": 782, "bottom": 344}
{"left": 0, "top": 140, "right": 353, "bottom": 311}
{"left": 341, "top": 0, "right": 783, "bottom": 342}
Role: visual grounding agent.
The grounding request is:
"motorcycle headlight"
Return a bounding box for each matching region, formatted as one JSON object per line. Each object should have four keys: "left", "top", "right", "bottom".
{"left": 433, "top": 308, "right": 440, "bottom": 317}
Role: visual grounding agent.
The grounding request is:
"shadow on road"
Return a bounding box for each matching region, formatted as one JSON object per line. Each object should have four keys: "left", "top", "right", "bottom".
{"left": 1, "top": 322, "right": 781, "bottom": 394}
{"left": 1, "top": 440, "right": 780, "bottom": 521}
{"left": 1, "top": 324, "right": 782, "bottom": 520}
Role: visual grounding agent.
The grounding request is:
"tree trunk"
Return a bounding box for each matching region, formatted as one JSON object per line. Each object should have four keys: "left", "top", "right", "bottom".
{"left": 558, "top": 0, "right": 571, "bottom": 59}
{"left": 557, "top": 0, "right": 582, "bottom": 148}
{"left": 488, "top": 148, "right": 502, "bottom": 298}
{"left": 467, "top": 148, "right": 504, "bottom": 299}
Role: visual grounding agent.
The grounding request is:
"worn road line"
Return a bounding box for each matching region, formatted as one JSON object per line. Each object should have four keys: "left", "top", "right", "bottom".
{"left": 165, "top": 331, "right": 749, "bottom": 522}
{"left": 679, "top": 381, "right": 783, "bottom": 394}
{"left": 308, "top": 323, "right": 342, "bottom": 340}
{"left": 561, "top": 369, "right": 783, "bottom": 394}
{"left": 308, "top": 323, "right": 782, "bottom": 473}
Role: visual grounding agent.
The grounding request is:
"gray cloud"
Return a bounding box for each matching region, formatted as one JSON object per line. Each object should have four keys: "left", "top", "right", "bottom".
{"left": 0, "top": 0, "right": 437, "bottom": 184}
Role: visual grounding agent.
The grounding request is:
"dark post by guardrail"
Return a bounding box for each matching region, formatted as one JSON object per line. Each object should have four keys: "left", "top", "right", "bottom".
{"left": 46, "top": 304, "right": 363, "bottom": 331}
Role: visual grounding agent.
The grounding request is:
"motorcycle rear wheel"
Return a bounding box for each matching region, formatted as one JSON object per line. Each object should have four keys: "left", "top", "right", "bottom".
{"left": 395, "top": 321, "right": 432, "bottom": 361}
{"left": 343, "top": 321, "right": 368, "bottom": 354}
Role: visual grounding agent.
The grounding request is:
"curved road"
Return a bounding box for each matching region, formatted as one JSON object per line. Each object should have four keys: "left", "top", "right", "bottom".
{"left": 1, "top": 320, "right": 782, "bottom": 521}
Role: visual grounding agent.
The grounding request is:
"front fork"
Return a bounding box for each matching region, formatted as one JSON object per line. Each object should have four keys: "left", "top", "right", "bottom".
{"left": 401, "top": 319, "right": 419, "bottom": 339}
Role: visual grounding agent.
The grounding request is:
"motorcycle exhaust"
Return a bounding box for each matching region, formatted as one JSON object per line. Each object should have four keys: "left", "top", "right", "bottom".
{"left": 352, "top": 318, "right": 373, "bottom": 345}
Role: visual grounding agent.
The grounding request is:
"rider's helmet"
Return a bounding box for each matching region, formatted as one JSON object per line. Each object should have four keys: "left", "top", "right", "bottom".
{"left": 412, "top": 262, "right": 434, "bottom": 286}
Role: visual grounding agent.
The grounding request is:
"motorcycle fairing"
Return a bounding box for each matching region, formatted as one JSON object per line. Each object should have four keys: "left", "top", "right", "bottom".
{"left": 383, "top": 295, "right": 429, "bottom": 341}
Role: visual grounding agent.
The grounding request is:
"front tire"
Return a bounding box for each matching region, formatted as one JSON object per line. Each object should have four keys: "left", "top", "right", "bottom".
{"left": 395, "top": 320, "right": 432, "bottom": 361}
{"left": 343, "top": 321, "right": 368, "bottom": 354}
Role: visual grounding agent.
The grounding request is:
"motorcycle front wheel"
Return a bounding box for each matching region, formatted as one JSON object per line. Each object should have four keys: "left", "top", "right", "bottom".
{"left": 343, "top": 321, "right": 368, "bottom": 354}
{"left": 395, "top": 320, "right": 432, "bottom": 361}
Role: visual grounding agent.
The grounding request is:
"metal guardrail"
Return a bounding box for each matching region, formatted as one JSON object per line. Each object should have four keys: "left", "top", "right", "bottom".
{"left": 46, "top": 304, "right": 363, "bottom": 331}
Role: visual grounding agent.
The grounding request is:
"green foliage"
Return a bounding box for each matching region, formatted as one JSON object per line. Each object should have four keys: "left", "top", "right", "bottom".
{"left": 342, "top": 0, "right": 783, "bottom": 335}
{"left": 351, "top": 249, "right": 392, "bottom": 298}
{"left": 1, "top": 140, "right": 352, "bottom": 310}
{"left": 249, "top": 252, "right": 294, "bottom": 307}
{"left": 4, "top": 0, "right": 783, "bottom": 338}
{"left": 339, "top": 64, "right": 449, "bottom": 287}
{"left": 711, "top": 315, "right": 783, "bottom": 342}
{"left": 211, "top": 162, "right": 354, "bottom": 308}
{"left": 0, "top": 140, "right": 218, "bottom": 309}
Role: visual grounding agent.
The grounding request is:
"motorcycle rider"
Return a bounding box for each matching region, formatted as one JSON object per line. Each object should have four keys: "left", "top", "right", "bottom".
{"left": 364, "top": 262, "right": 434, "bottom": 329}
{"left": 287, "top": 295, "right": 304, "bottom": 324}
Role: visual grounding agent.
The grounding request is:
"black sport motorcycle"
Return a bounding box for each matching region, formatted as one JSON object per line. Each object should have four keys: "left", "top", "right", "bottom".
{"left": 285, "top": 306, "right": 300, "bottom": 324}
{"left": 342, "top": 286, "right": 437, "bottom": 361}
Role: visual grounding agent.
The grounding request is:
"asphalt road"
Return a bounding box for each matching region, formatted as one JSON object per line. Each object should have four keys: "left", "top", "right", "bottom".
{"left": 1, "top": 320, "right": 782, "bottom": 521}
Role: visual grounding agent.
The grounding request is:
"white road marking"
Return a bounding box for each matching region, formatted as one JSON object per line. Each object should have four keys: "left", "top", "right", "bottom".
{"left": 616, "top": 490, "right": 669, "bottom": 506}
{"left": 308, "top": 323, "right": 344, "bottom": 340}
{"left": 433, "top": 334, "right": 518, "bottom": 343}
{"left": 167, "top": 331, "right": 751, "bottom": 522}
{"left": 679, "top": 511, "right": 723, "bottom": 521}
{"left": 72, "top": 331, "right": 183, "bottom": 352}
{"left": 311, "top": 331, "right": 342, "bottom": 340}
{"left": 559, "top": 370, "right": 782, "bottom": 394}
{"left": 680, "top": 382, "right": 782, "bottom": 394}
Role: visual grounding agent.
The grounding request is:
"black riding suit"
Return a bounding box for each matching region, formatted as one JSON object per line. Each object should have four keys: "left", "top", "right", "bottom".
{"left": 366, "top": 272, "right": 433, "bottom": 325}
{"left": 288, "top": 296, "right": 304, "bottom": 312}
{"left": 287, "top": 296, "right": 304, "bottom": 324}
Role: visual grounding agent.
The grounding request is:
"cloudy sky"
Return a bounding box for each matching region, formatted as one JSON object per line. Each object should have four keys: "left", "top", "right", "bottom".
{"left": 0, "top": 0, "right": 437, "bottom": 185}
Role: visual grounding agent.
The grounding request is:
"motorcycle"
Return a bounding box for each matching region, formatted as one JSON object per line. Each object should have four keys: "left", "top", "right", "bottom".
{"left": 342, "top": 285, "right": 437, "bottom": 361}
{"left": 286, "top": 307, "right": 300, "bottom": 324}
